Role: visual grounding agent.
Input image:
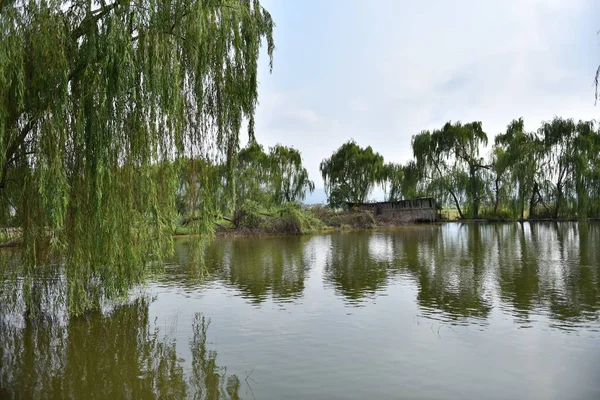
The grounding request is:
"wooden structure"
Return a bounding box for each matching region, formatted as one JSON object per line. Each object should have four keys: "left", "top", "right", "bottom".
{"left": 347, "top": 198, "right": 438, "bottom": 223}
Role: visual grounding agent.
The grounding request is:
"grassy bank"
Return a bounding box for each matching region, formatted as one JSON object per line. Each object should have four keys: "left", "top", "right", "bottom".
{"left": 174, "top": 204, "right": 600, "bottom": 238}
{"left": 175, "top": 202, "right": 378, "bottom": 237}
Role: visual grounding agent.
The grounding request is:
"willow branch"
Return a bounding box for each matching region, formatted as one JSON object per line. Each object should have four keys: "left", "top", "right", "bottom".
{"left": 1, "top": 119, "right": 35, "bottom": 189}
{"left": 71, "top": 0, "right": 123, "bottom": 40}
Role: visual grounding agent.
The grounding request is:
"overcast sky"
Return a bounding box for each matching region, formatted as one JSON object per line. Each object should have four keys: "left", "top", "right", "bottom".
{"left": 251, "top": 0, "right": 600, "bottom": 203}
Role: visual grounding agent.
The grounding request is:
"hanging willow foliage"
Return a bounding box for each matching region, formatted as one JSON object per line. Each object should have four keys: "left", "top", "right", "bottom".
{"left": 0, "top": 0, "right": 274, "bottom": 315}
{"left": 319, "top": 140, "right": 384, "bottom": 208}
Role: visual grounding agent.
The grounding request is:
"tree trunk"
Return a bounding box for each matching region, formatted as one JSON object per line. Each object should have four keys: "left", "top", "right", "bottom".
{"left": 493, "top": 177, "right": 500, "bottom": 217}
{"left": 470, "top": 166, "right": 478, "bottom": 219}
{"left": 449, "top": 190, "right": 464, "bottom": 219}
{"left": 576, "top": 178, "right": 587, "bottom": 219}
{"left": 554, "top": 187, "right": 562, "bottom": 220}
{"left": 528, "top": 182, "right": 538, "bottom": 219}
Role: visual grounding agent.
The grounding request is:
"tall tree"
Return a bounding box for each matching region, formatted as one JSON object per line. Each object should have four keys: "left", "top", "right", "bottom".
{"left": 412, "top": 129, "right": 463, "bottom": 218}
{"left": 400, "top": 161, "right": 423, "bottom": 200}
{"left": 380, "top": 162, "right": 404, "bottom": 202}
{"left": 379, "top": 162, "right": 422, "bottom": 201}
{"left": 489, "top": 144, "right": 510, "bottom": 218}
{"left": 492, "top": 119, "right": 544, "bottom": 219}
{"left": 268, "top": 145, "right": 314, "bottom": 204}
{"left": 0, "top": 0, "right": 274, "bottom": 315}
{"left": 412, "top": 121, "right": 488, "bottom": 218}
{"left": 539, "top": 117, "right": 577, "bottom": 219}
{"left": 566, "top": 120, "right": 600, "bottom": 219}
{"left": 320, "top": 140, "right": 384, "bottom": 208}
{"left": 236, "top": 140, "right": 271, "bottom": 208}
{"left": 176, "top": 157, "right": 228, "bottom": 231}
{"left": 443, "top": 121, "right": 489, "bottom": 218}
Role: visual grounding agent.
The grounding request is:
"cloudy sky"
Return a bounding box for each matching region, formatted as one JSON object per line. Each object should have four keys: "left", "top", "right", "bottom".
{"left": 251, "top": 0, "right": 600, "bottom": 203}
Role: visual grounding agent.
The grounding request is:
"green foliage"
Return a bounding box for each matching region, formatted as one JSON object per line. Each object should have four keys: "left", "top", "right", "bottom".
{"left": 409, "top": 117, "right": 600, "bottom": 221}
{"left": 320, "top": 140, "right": 384, "bottom": 208}
{"left": 308, "top": 206, "right": 377, "bottom": 229}
{"left": 233, "top": 199, "right": 266, "bottom": 229}
{"left": 379, "top": 161, "right": 426, "bottom": 202}
{"left": 539, "top": 117, "right": 579, "bottom": 219}
{"left": 400, "top": 161, "right": 423, "bottom": 200}
{"left": 572, "top": 120, "right": 600, "bottom": 218}
{"left": 231, "top": 201, "right": 324, "bottom": 234}
{"left": 380, "top": 163, "right": 403, "bottom": 201}
{"left": 0, "top": 0, "right": 274, "bottom": 315}
{"left": 276, "top": 202, "right": 325, "bottom": 233}
{"left": 269, "top": 145, "right": 315, "bottom": 204}
{"left": 235, "top": 141, "right": 272, "bottom": 209}
{"left": 228, "top": 201, "right": 376, "bottom": 234}
{"left": 174, "top": 141, "right": 315, "bottom": 236}
{"left": 233, "top": 142, "right": 314, "bottom": 211}
{"left": 478, "top": 207, "right": 513, "bottom": 221}
{"left": 176, "top": 157, "right": 227, "bottom": 234}
{"left": 180, "top": 115, "right": 600, "bottom": 231}
{"left": 493, "top": 118, "right": 544, "bottom": 219}
{"left": 412, "top": 121, "right": 488, "bottom": 219}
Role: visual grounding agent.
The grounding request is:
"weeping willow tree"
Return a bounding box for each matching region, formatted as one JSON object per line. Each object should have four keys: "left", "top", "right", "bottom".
{"left": 269, "top": 144, "right": 314, "bottom": 204}
{"left": 379, "top": 162, "right": 403, "bottom": 202}
{"left": 412, "top": 128, "right": 466, "bottom": 218}
{"left": 175, "top": 157, "right": 228, "bottom": 229}
{"left": 319, "top": 140, "right": 384, "bottom": 208}
{"left": 539, "top": 117, "right": 578, "bottom": 219}
{"left": 572, "top": 120, "right": 600, "bottom": 218}
{"left": 0, "top": 0, "right": 274, "bottom": 315}
{"left": 235, "top": 140, "right": 271, "bottom": 209}
{"left": 412, "top": 121, "right": 488, "bottom": 219}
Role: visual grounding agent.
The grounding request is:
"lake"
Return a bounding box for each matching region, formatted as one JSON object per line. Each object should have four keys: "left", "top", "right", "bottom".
{"left": 1, "top": 222, "right": 600, "bottom": 399}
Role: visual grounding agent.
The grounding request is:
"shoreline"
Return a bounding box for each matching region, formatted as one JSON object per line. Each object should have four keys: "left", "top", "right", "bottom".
{"left": 3, "top": 218, "right": 599, "bottom": 249}
{"left": 173, "top": 217, "right": 600, "bottom": 240}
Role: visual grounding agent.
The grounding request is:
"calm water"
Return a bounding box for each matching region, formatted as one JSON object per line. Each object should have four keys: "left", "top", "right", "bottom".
{"left": 1, "top": 222, "right": 600, "bottom": 399}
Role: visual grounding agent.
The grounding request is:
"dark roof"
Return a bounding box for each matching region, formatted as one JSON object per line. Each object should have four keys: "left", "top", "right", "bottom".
{"left": 346, "top": 198, "right": 436, "bottom": 207}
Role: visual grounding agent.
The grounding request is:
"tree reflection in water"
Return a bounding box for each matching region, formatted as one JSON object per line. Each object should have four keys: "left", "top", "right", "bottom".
{"left": 0, "top": 298, "right": 238, "bottom": 399}
{"left": 414, "top": 223, "right": 492, "bottom": 321}
{"left": 323, "top": 223, "right": 599, "bottom": 326}
{"left": 2, "top": 223, "right": 599, "bottom": 398}
{"left": 168, "top": 236, "right": 311, "bottom": 304}
{"left": 324, "top": 232, "right": 391, "bottom": 303}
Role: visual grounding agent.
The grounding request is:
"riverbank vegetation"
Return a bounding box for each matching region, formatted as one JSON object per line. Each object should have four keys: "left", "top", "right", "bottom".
{"left": 174, "top": 140, "right": 376, "bottom": 236}
{"left": 321, "top": 118, "right": 600, "bottom": 221}
{"left": 2, "top": 0, "right": 600, "bottom": 318}
{"left": 421, "top": 118, "right": 600, "bottom": 220}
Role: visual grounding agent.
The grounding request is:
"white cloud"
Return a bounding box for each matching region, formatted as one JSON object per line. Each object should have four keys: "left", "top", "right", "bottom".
{"left": 253, "top": 0, "right": 600, "bottom": 201}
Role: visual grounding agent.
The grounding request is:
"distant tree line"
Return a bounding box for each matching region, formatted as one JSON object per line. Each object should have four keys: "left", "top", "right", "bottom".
{"left": 320, "top": 117, "right": 600, "bottom": 220}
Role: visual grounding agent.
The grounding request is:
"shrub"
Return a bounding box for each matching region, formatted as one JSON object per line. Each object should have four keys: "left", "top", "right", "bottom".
{"left": 276, "top": 203, "right": 325, "bottom": 233}
{"left": 307, "top": 206, "right": 376, "bottom": 229}
{"left": 233, "top": 200, "right": 266, "bottom": 229}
